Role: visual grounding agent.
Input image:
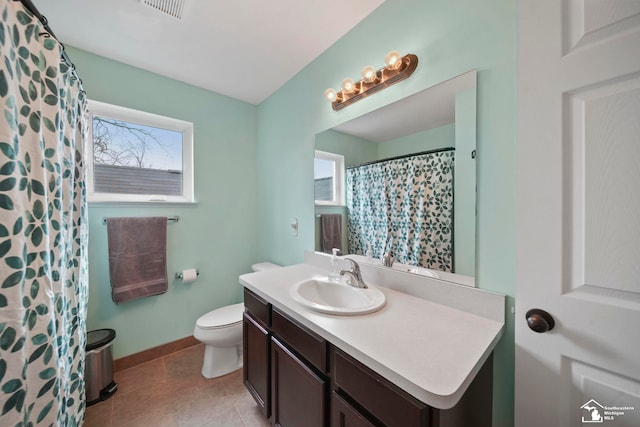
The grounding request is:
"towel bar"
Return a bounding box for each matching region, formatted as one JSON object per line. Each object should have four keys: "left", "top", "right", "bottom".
{"left": 102, "top": 216, "right": 179, "bottom": 224}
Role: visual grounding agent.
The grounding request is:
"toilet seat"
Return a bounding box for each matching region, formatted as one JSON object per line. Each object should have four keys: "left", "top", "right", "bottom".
{"left": 196, "top": 303, "right": 244, "bottom": 330}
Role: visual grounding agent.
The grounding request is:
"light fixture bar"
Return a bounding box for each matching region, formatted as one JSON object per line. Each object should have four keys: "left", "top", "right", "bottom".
{"left": 327, "top": 53, "right": 418, "bottom": 111}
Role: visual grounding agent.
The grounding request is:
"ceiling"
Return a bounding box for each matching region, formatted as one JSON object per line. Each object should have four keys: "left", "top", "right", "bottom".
{"left": 33, "top": 0, "right": 385, "bottom": 105}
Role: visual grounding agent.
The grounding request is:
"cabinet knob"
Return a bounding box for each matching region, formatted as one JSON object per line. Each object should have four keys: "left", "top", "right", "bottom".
{"left": 526, "top": 309, "right": 555, "bottom": 333}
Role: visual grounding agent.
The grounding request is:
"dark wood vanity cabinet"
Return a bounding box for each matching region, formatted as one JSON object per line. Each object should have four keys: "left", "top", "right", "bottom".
{"left": 244, "top": 289, "right": 329, "bottom": 426}
{"left": 332, "top": 349, "right": 431, "bottom": 427}
{"left": 331, "top": 392, "right": 376, "bottom": 427}
{"left": 243, "top": 288, "right": 493, "bottom": 427}
{"left": 271, "top": 337, "right": 327, "bottom": 427}
{"left": 243, "top": 290, "right": 271, "bottom": 418}
{"left": 270, "top": 307, "right": 329, "bottom": 427}
{"left": 331, "top": 348, "right": 493, "bottom": 427}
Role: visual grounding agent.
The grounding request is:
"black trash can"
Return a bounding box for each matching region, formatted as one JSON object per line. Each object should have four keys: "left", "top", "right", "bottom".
{"left": 85, "top": 329, "right": 118, "bottom": 406}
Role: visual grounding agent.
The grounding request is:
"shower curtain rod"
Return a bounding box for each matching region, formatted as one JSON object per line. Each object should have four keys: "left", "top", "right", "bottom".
{"left": 346, "top": 147, "right": 454, "bottom": 170}
{"left": 16, "top": 0, "right": 82, "bottom": 84}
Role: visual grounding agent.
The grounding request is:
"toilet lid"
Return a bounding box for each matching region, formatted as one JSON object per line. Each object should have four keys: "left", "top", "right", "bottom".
{"left": 196, "top": 303, "right": 244, "bottom": 330}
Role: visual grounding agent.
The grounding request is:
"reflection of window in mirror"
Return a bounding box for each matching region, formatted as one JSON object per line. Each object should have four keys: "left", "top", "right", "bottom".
{"left": 314, "top": 150, "right": 344, "bottom": 206}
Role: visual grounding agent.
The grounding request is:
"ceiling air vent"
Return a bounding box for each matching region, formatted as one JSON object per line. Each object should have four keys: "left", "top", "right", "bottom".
{"left": 141, "top": 0, "right": 188, "bottom": 20}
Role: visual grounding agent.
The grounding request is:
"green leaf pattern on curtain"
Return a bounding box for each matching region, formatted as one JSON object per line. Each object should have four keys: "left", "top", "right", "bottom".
{"left": 0, "top": 2, "right": 88, "bottom": 426}
{"left": 346, "top": 151, "right": 454, "bottom": 271}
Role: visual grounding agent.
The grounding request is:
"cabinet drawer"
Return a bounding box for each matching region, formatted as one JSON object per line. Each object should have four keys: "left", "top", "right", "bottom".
{"left": 272, "top": 308, "right": 328, "bottom": 373}
{"left": 333, "top": 349, "right": 431, "bottom": 427}
{"left": 244, "top": 288, "right": 270, "bottom": 327}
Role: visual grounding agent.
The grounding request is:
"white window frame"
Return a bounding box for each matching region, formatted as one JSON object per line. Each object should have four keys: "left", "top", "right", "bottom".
{"left": 314, "top": 150, "right": 345, "bottom": 206}
{"left": 87, "top": 100, "right": 194, "bottom": 203}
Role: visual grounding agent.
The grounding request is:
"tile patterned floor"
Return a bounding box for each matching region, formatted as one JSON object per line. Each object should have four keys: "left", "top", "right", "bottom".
{"left": 84, "top": 344, "right": 271, "bottom": 427}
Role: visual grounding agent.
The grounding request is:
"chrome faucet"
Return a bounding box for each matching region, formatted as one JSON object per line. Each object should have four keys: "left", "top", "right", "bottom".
{"left": 340, "top": 258, "right": 368, "bottom": 288}
{"left": 382, "top": 252, "right": 395, "bottom": 268}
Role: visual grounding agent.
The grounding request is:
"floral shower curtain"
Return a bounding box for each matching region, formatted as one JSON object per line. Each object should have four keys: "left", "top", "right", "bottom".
{"left": 346, "top": 150, "right": 454, "bottom": 271}
{"left": 0, "top": 2, "right": 88, "bottom": 426}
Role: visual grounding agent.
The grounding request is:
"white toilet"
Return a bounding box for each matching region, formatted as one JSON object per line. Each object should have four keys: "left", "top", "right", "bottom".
{"left": 193, "top": 262, "right": 280, "bottom": 378}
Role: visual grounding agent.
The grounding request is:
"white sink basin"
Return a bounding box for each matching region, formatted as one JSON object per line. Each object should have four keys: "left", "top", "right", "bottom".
{"left": 290, "top": 277, "right": 386, "bottom": 315}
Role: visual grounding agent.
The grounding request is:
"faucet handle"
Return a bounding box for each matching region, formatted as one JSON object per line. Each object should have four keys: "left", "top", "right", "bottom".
{"left": 381, "top": 252, "right": 391, "bottom": 267}
{"left": 344, "top": 257, "right": 360, "bottom": 273}
{"left": 340, "top": 258, "right": 367, "bottom": 288}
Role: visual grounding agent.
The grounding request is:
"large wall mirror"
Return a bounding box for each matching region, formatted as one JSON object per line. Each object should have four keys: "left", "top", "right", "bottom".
{"left": 314, "top": 70, "right": 477, "bottom": 286}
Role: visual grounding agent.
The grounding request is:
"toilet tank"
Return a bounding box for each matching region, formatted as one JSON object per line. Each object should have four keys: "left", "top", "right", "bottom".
{"left": 251, "top": 262, "right": 280, "bottom": 272}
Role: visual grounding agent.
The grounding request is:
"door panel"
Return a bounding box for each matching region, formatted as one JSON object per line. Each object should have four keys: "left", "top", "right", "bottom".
{"left": 580, "top": 77, "right": 640, "bottom": 293}
{"left": 517, "top": 1, "right": 640, "bottom": 426}
{"left": 564, "top": 0, "right": 640, "bottom": 53}
{"left": 565, "top": 357, "right": 640, "bottom": 425}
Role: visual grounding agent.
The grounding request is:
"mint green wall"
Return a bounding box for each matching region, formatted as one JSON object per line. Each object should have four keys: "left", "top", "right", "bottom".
{"left": 378, "top": 123, "right": 455, "bottom": 159}
{"left": 314, "top": 129, "right": 377, "bottom": 167}
{"left": 256, "top": 1, "right": 516, "bottom": 426}
{"left": 67, "top": 47, "right": 259, "bottom": 359}
{"left": 316, "top": 124, "right": 455, "bottom": 165}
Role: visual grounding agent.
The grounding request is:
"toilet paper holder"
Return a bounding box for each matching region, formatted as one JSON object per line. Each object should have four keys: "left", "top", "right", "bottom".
{"left": 175, "top": 270, "right": 200, "bottom": 280}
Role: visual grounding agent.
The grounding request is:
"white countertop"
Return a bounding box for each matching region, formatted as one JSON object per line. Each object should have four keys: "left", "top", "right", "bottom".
{"left": 239, "top": 262, "right": 505, "bottom": 410}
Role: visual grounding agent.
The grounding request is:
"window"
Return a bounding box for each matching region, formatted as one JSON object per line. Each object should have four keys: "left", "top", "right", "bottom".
{"left": 87, "top": 100, "right": 194, "bottom": 203}
{"left": 314, "top": 150, "right": 344, "bottom": 205}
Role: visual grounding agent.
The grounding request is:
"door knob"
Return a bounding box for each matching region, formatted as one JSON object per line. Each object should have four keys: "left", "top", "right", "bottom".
{"left": 526, "top": 309, "right": 555, "bottom": 333}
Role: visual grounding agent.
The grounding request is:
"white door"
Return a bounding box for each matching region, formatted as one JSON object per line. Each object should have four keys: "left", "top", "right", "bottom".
{"left": 516, "top": 1, "right": 640, "bottom": 426}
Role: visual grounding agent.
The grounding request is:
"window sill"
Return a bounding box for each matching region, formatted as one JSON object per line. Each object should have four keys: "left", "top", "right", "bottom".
{"left": 88, "top": 201, "right": 199, "bottom": 208}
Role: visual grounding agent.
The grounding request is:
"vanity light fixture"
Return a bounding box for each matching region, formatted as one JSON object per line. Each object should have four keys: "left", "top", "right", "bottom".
{"left": 324, "top": 51, "right": 418, "bottom": 111}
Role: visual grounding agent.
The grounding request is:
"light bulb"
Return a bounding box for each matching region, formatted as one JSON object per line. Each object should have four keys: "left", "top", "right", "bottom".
{"left": 324, "top": 88, "right": 337, "bottom": 102}
{"left": 385, "top": 50, "right": 402, "bottom": 70}
{"left": 342, "top": 78, "right": 355, "bottom": 94}
{"left": 361, "top": 65, "right": 377, "bottom": 83}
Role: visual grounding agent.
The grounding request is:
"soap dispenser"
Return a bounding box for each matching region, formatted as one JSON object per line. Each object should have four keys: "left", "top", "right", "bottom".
{"left": 329, "top": 248, "right": 341, "bottom": 281}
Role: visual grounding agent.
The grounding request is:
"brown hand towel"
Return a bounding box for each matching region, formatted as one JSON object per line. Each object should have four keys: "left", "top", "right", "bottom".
{"left": 107, "top": 217, "right": 168, "bottom": 304}
{"left": 320, "top": 213, "right": 343, "bottom": 254}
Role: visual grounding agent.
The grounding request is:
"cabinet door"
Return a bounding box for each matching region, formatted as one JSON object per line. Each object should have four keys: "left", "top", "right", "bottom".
{"left": 331, "top": 392, "right": 375, "bottom": 427}
{"left": 243, "top": 312, "right": 270, "bottom": 418}
{"left": 272, "top": 337, "right": 327, "bottom": 427}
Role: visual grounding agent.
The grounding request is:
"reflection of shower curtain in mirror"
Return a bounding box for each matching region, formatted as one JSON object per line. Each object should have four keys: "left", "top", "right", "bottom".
{"left": 346, "top": 150, "right": 454, "bottom": 271}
